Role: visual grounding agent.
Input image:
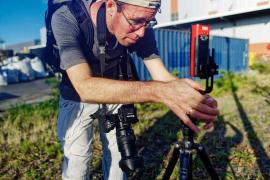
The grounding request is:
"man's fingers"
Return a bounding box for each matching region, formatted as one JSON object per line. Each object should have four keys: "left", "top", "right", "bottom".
{"left": 189, "top": 109, "right": 217, "bottom": 123}
{"left": 181, "top": 114, "right": 200, "bottom": 133}
{"left": 170, "top": 105, "right": 200, "bottom": 133}
{"left": 194, "top": 103, "right": 219, "bottom": 116}
{"left": 202, "top": 95, "right": 218, "bottom": 108}
{"left": 183, "top": 78, "right": 204, "bottom": 91}
{"left": 178, "top": 113, "right": 200, "bottom": 133}
{"left": 203, "top": 122, "right": 214, "bottom": 130}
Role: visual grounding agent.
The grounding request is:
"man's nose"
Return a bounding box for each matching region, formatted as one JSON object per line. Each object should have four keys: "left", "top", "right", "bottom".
{"left": 134, "top": 26, "right": 145, "bottom": 38}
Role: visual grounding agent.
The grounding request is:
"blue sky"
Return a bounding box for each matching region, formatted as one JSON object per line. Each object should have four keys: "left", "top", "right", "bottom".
{"left": 0, "top": 0, "right": 47, "bottom": 45}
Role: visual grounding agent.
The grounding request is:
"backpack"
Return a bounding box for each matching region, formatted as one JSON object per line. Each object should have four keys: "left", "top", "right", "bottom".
{"left": 44, "top": 0, "right": 95, "bottom": 73}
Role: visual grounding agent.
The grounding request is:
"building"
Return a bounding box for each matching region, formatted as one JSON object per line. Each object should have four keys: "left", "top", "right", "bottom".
{"left": 6, "top": 40, "right": 40, "bottom": 54}
{"left": 40, "top": 27, "right": 47, "bottom": 46}
{"left": 155, "top": 0, "right": 270, "bottom": 59}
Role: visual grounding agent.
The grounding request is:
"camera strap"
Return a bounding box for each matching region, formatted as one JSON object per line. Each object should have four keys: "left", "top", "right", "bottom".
{"left": 96, "top": 2, "right": 107, "bottom": 77}
{"left": 96, "top": 2, "right": 109, "bottom": 114}
{"left": 127, "top": 55, "right": 133, "bottom": 80}
{"left": 118, "top": 52, "right": 133, "bottom": 80}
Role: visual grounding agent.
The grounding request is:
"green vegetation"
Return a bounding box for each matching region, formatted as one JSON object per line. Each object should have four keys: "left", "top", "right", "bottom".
{"left": 250, "top": 62, "right": 270, "bottom": 74}
{"left": 0, "top": 96, "right": 61, "bottom": 179}
{"left": 1, "top": 62, "right": 270, "bottom": 179}
{"left": 211, "top": 71, "right": 250, "bottom": 97}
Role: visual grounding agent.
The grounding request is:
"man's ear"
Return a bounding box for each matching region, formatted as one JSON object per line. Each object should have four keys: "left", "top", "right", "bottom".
{"left": 106, "top": 0, "right": 118, "bottom": 16}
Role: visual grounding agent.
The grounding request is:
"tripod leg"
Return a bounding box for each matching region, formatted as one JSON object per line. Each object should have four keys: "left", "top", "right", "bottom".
{"left": 162, "top": 143, "right": 180, "bottom": 180}
{"left": 179, "top": 149, "right": 193, "bottom": 180}
{"left": 195, "top": 144, "right": 220, "bottom": 180}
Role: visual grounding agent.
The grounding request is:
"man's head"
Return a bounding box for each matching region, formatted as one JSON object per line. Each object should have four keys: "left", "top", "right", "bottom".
{"left": 105, "top": 0, "right": 161, "bottom": 46}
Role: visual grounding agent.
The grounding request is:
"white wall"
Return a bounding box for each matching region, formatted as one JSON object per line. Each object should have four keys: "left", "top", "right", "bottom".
{"left": 178, "top": 0, "right": 214, "bottom": 20}
{"left": 156, "top": 0, "right": 270, "bottom": 24}
{"left": 156, "top": 0, "right": 171, "bottom": 24}
{"left": 178, "top": 0, "right": 270, "bottom": 20}
{"left": 210, "top": 15, "right": 270, "bottom": 43}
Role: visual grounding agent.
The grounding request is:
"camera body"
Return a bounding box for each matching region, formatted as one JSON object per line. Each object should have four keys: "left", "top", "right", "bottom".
{"left": 190, "top": 24, "right": 210, "bottom": 78}
{"left": 190, "top": 24, "right": 218, "bottom": 79}
{"left": 103, "top": 104, "right": 138, "bottom": 133}
{"left": 190, "top": 24, "right": 218, "bottom": 93}
{"left": 103, "top": 104, "right": 143, "bottom": 172}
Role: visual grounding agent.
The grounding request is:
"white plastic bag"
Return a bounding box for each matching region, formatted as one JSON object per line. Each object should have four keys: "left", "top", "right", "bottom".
{"left": 13, "top": 58, "right": 35, "bottom": 81}
{"left": 0, "top": 70, "right": 8, "bottom": 86}
{"left": 1, "top": 65, "right": 19, "bottom": 83}
{"left": 30, "top": 57, "right": 48, "bottom": 78}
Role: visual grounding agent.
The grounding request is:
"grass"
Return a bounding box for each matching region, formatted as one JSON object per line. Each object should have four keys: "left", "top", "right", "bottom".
{"left": 0, "top": 83, "right": 61, "bottom": 179}
{"left": 1, "top": 62, "right": 270, "bottom": 179}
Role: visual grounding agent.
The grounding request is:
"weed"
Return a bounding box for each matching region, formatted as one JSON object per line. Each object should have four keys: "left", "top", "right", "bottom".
{"left": 250, "top": 63, "right": 270, "bottom": 74}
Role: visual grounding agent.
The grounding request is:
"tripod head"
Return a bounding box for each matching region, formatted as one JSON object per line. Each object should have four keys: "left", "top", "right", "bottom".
{"left": 190, "top": 24, "right": 219, "bottom": 93}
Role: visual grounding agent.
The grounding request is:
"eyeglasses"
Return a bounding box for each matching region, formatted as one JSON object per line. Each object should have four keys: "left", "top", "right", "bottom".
{"left": 116, "top": 2, "right": 158, "bottom": 30}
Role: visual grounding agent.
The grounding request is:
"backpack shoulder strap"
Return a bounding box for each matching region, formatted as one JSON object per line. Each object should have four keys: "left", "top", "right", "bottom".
{"left": 96, "top": 2, "right": 107, "bottom": 46}
{"left": 67, "top": 0, "right": 95, "bottom": 51}
{"left": 45, "top": 0, "right": 70, "bottom": 73}
{"left": 45, "top": 0, "right": 69, "bottom": 38}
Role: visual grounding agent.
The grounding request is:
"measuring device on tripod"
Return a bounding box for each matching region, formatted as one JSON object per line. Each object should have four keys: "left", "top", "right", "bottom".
{"left": 162, "top": 24, "right": 219, "bottom": 180}
{"left": 190, "top": 24, "right": 218, "bottom": 92}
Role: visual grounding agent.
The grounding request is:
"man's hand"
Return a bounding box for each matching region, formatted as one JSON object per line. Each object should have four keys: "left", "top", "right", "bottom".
{"left": 155, "top": 78, "right": 219, "bottom": 133}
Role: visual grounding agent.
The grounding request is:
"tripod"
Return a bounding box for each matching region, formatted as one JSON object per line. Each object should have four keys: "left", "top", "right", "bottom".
{"left": 162, "top": 118, "right": 220, "bottom": 180}
{"left": 162, "top": 46, "right": 220, "bottom": 179}
{"left": 162, "top": 74, "right": 220, "bottom": 179}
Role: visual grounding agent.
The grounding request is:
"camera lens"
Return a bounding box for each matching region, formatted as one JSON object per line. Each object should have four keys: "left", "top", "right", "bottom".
{"left": 115, "top": 105, "right": 143, "bottom": 171}
{"left": 119, "top": 156, "right": 143, "bottom": 172}
{"left": 116, "top": 127, "right": 143, "bottom": 171}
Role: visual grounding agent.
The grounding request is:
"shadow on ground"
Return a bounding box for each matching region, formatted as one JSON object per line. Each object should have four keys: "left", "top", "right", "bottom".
{"left": 130, "top": 111, "right": 181, "bottom": 180}
{"left": 230, "top": 77, "right": 270, "bottom": 179}
{"left": 198, "top": 116, "right": 243, "bottom": 179}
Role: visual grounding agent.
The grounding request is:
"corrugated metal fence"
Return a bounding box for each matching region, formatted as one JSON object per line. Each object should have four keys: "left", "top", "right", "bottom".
{"left": 131, "top": 29, "right": 249, "bottom": 80}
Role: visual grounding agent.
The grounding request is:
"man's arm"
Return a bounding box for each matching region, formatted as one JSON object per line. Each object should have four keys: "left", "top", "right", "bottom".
{"left": 67, "top": 62, "right": 219, "bottom": 133}
{"left": 143, "top": 57, "right": 177, "bottom": 82}
{"left": 67, "top": 62, "right": 158, "bottom": 104}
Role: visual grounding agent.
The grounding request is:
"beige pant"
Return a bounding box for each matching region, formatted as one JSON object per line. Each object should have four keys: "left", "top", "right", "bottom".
{"left": 57, "top": 96, "right": 127, "bottom": 180}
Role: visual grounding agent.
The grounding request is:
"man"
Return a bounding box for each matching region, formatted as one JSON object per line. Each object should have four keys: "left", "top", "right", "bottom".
{"left": 51, "top": 0, "right": 219, "bottom": 179}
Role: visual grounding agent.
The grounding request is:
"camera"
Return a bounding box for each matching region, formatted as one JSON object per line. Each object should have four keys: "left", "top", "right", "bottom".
{"left": 190, "top": 24, "right": 218, "bottom": 79}
{"left": 190, "top": 24, "right": 218, "bottom": 93}
{"left": 103, "top": 104, "right": 143, "bottom": 172}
